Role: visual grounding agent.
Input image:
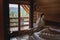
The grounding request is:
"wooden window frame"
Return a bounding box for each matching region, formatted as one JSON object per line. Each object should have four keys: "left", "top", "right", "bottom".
{"left": 9, "top": 1, "right": 31, "bottom": 32}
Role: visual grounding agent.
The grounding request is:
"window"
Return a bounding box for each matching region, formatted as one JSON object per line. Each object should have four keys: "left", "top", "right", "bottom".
{"left": 9, "top": 4, "right": 30, "bottom": 33}
{"left": 20, "top": 5, "right": 30, "bottom": 30}
{"left": 9, "top": 4, "right": 18, "bottom": 33}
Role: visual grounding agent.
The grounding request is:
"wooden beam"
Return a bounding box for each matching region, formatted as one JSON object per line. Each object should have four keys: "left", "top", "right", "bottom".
{"left": 9, "top": 0, "right": 30, "bottom": 4}
{"left": 22, "top": 5, "right": 30, "bottom": 14}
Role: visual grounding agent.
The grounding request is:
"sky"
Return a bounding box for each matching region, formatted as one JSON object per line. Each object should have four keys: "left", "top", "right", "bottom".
{"left": 9, "top": 4, "right": 18, "bottom": 8}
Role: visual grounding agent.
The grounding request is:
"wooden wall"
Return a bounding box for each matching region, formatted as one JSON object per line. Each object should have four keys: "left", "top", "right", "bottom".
{"left": 33, "top": 11, "right": 39, "bottom": 23}
{"left": 35, "top": 0, "right": 60, "bottom": 23}
{"left": 0, "top": 0, "right": 4, "bottom": 40}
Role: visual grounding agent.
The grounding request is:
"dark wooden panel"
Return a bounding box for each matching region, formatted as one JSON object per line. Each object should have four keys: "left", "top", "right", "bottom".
{"left": 0, "top": 0, "right": 4, "bottom": 40}
{"left": 9, "top": 0, "right": 30, "bottom": 4}
{"left": 45, "top": 20, "right": 60, "bottom": 27}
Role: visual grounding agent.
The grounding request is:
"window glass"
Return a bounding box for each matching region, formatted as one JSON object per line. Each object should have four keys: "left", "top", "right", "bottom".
{"left": 9, "top": 4, "right": 18, "bottom": 33}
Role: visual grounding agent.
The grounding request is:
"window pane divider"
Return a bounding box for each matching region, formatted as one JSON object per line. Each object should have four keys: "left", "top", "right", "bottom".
{"left": 18, "top": 4, "right": 20, "bottom": 31}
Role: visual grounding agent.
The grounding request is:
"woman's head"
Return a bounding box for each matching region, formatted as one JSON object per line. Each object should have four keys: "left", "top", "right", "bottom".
{"left": 41, "top": 13, "right": 44, "bottom": 17}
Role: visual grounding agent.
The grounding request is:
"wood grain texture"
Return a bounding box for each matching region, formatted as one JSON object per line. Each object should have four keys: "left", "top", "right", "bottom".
{"left": 34, "top": 0, "right": 60, "bottom": 22}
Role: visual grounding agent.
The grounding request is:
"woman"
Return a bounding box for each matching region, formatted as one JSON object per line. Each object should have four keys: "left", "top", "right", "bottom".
{"left": 33, "top": 13, "right": 45, "bottom": 32}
